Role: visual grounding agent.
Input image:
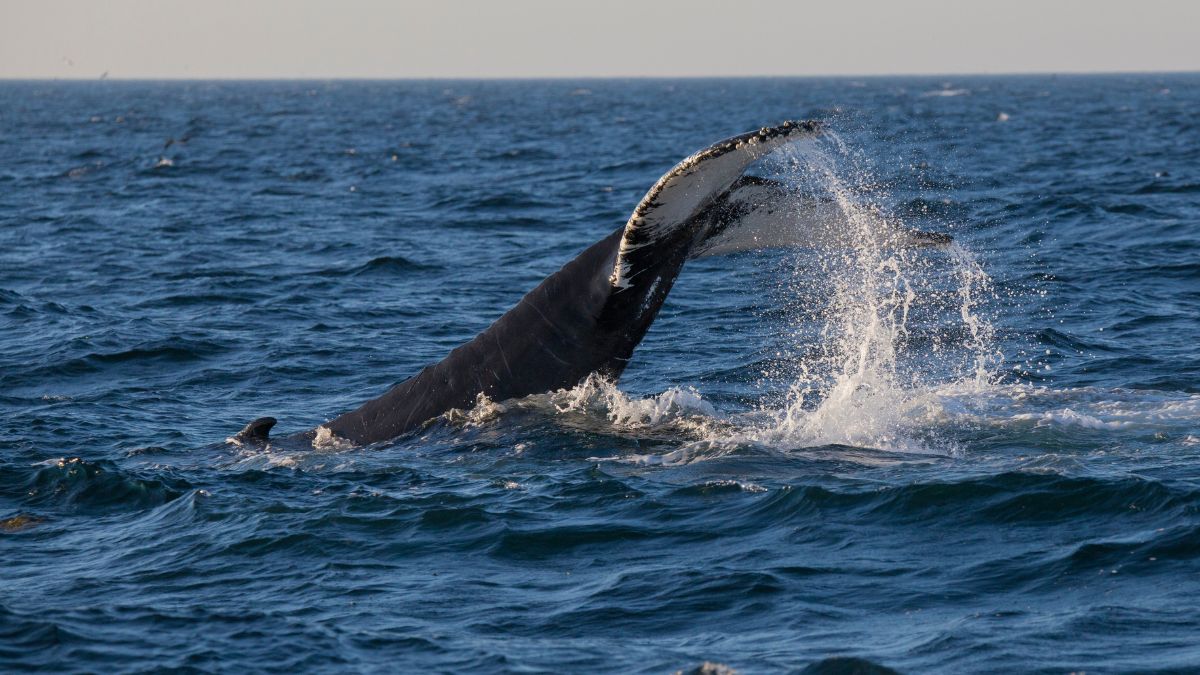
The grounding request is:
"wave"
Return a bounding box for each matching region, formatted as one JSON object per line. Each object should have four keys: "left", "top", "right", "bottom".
{"left": 27, "top": 338, "right": 229, "bottom": 380}
{"left": 433, "top": 191, "right": 555, "bottom": 213}
{"left": 3, "top": 457, "right": 189, "bottom": 514}
{"left": 350, "top": 255, "right": 440, "bottom": 277}
{"left": 308, "top": 255, "right": 441, "bottom": 278}
{"left": 1133, "top": 180, "right": 1200, "bottom": 195}
{"left": 0, "top": 604, "right": 86, "bottom": 660}
{"left": 0, "top": 288, "right": 24, "bottom": 305}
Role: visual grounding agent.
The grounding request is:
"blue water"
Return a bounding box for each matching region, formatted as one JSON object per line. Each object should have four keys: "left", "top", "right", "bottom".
{"left": 2, "top": 76, "right": 1198, "bottom": 673}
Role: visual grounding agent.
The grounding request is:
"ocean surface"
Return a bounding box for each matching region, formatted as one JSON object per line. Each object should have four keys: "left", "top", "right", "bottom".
{"left": 2, "top": 76, "right": 1198, "bottom": 673}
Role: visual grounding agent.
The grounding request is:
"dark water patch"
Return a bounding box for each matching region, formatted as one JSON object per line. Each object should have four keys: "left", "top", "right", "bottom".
{"left": 345, "top": 255, "right": 441, "bottom": 277}
{"left": 0, "top": 605, "right": 86, "bottom": 661}
{"left": 418, "top": 503, "right": 496, "bottom": 530}
{"left": 0, "top": 288, "right": 27, "bottom": 305}
{"left": 490, "top": 522, "right": 674, "bottom": 561}
{"left": 547, "top": 466, "right": 647, "bottom": 505}
{"left": 1099, "top": 201, "right": 1174, "bottom": 218}
{"left": 1133, "top": 180, "right": 1200, "bottom": 195}
{"left": 438, "top": 191, "right": 557, "bottom": 213}
{"left": 1129, "top": 261, "right": 1200, "bottom": 280}
{"left": 1062, "top": 522, "right": 1200, "bottom": 571}
{"left": 589, "top": 156, "right": 664, "bottom": 177}
{"left": 6, "top": 458, "right": 188, "bottom": 514}
{"left": 157, "top": 266, "right": 271, "bottom": 282}
{"left": 122, "top": 445, "right": 174, "bottom": 458}
{"left": 547, "top": 568, "right": 788, "bottom": 635}
{"left": 282, "top": 168, "right": 329, "bottom": 182}
{"left": 251, "top": 185, "right": 309, "bottom": 197}
{"left": 479, "top": 147, "right": 560, "bottom": 162}
{"left": 220, "top": 530, "right": 333, "bottom": 558}
{"left": 30, "top": 337, "right": 231, "bottom": 379}
{"left": 133, "top": 291, "right": 268, "bottom": 308}
{"left": 851, "top": 473, "right": 1195, "bottom": 526}
{"left": 798, "top": 657, "right": 901, "bottom": 675}
{"left": 1035, "top": 327, "right": 1118, "bottom": 353}
{"left": 974, "top": 474, "right": 1190, "bottom": 523}
{"left": 1107, "top": 314, "right": 1177, "bottom": 332}
{"left": 1125, "top": 372, "right": 1200, "bottom": 394}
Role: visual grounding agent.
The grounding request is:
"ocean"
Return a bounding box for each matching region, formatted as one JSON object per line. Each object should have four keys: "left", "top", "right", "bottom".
{"left": 1, "top": 75, "right": 1198, "bottom": 673}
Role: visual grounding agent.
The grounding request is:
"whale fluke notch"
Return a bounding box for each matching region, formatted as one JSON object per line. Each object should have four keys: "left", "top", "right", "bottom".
{"left": 234, "top": 417, "right": 276, "bottom": 444}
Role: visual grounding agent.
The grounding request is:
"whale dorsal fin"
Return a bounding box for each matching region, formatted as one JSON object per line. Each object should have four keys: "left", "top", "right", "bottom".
{"left": 234, "top": 417, "right": 276, "bottom": 444}
{"left": 611, "top": 121, "right": 821, "bottom": 291}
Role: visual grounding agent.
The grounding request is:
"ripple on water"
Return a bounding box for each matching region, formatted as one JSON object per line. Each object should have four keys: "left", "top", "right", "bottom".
{"left": 2, "top": 76, "right": 1199, "bottom": 673}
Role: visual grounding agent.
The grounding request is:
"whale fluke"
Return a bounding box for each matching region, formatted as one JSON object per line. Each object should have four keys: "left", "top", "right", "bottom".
{"left": 690, "top": 175, "right": 952, "bottom": 257}
{"left": 310, "top": 121, "right": 822, "bottom": 446}
{"left": 234, "top": 121, "right": 950, "bottom": 448}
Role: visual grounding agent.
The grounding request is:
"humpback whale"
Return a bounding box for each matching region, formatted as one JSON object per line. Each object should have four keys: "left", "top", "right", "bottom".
{"left": 234, "top": 121, "right": 948, "bottom": 447}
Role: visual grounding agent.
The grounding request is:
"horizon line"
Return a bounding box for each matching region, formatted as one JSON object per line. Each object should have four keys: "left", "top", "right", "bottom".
{"left": 2, "top": 68, "right": 1198, "bottom": 83}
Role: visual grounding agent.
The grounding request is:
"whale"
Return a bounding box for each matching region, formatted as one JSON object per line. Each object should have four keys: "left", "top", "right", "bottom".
{"left": 233, "top": 121, "right": 949, "bottom": 447}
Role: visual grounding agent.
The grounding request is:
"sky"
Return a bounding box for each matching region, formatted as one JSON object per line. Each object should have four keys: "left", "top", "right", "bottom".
{"left": 2, "top": 0, "right": 1198, "bottom": 79}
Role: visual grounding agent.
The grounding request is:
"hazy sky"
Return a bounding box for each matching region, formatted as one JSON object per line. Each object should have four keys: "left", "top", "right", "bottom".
{"left": 2, "top": 0, "right": 1198, "bottom": 79}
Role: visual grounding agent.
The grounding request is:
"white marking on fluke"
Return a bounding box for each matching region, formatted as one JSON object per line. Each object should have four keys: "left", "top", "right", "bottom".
{"left": 610, "top": 121, "right": 821, "bottom": 290}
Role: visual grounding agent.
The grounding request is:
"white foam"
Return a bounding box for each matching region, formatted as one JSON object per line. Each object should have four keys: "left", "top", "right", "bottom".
{"left": 443, "top": 392, "right": 509, "bottom": 428}
{"left": 312, "top": 425, "right": 354, "bottom": 450}
{"left": 441, "top": 375, "right": 725, "bottom": 447}
{"left": 548, "top": 374, "right": 719, "bottom": 432}
{"left": 933, "top": 383, "right": 1200, "bottom": 432}
{"left": 1011, "top": 408, "right": 1130, "bottom": 430}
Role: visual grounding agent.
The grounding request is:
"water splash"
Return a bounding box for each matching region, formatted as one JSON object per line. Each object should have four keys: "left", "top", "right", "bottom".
{"left": 442, "top": 132, "right": 1005, "bottom": 460}
{"left": 390, "top": 132, "right": 1007, "bottom": 460}
{"left": 549, "top": 373, "right": 718, "bottom": 428}
{"left": 746, "top": 132, "right": 1002, "bottom": 454}
{"left": 438, "top": 375, "right": 726, "bottom": 442}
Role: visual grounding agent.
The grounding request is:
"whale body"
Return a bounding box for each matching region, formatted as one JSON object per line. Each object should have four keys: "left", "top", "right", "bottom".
{"left": 233, "top": 121, "right": 947, "bottom": 447}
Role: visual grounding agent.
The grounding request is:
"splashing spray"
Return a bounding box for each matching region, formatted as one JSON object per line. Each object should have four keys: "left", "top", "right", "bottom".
{"left": 750, "top": 132, "right": 1001, "bottom": 454}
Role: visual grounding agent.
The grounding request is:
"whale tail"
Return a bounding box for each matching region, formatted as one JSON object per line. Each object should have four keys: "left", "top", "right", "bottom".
{"left": 312, "top": 121, "right": 953, "bottom": 446}
{"left": 320, "top": 122, "right": 825, "bottom": 445}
